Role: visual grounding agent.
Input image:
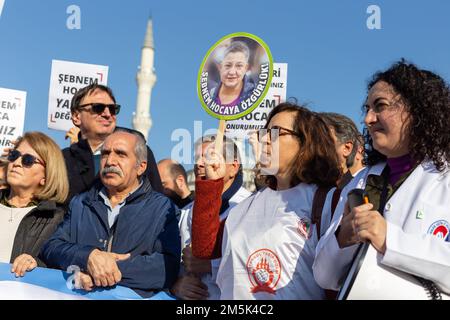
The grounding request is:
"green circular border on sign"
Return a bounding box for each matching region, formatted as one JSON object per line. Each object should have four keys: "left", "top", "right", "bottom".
{"left": 197, "top": 32, "right": 273, "bottom": 120}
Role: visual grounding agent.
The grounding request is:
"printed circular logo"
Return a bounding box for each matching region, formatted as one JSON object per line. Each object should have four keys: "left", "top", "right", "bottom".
{"left": 246, "top": 248, "right": 281, "bottom": 294}
{"left": 427, "top": 220, "right": 450, "bottom": 241}
{"left": 197, "top": 32, "right": 273, "bottom": 120}
{"left": 298, "top": 217, "right": 311, "bottom": 239}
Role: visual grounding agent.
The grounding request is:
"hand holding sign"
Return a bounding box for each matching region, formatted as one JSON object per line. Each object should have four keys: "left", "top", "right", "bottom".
{"left": 65, "top": 126, "right": 80, "bottom": 145}
{"left": 204, "top": 144, "right": 226, "bottom": 181}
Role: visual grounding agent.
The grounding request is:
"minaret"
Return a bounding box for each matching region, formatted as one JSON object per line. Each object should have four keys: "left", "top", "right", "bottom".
{"left": 133, "top": 18, "right": 156, "bottom": 140}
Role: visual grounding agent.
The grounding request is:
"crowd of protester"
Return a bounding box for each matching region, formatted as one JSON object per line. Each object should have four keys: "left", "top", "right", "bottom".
{"left": 0, "top": 59, "right": 449, "bottom": 299}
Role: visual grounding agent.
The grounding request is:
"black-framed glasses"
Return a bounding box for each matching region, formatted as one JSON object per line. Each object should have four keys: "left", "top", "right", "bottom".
{"left": 77, "top": 103, "right": 121, "bottom": 116}
{"left": 257, "top": 125, "right": 301, "bottom": 142}
{"left": 7, "top": 149, "right": 45, "bottom": 168}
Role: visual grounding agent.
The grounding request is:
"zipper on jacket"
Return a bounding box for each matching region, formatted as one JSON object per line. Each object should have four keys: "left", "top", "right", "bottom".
{"left": 105, "top": 222, "right": 117, "bottom": 252}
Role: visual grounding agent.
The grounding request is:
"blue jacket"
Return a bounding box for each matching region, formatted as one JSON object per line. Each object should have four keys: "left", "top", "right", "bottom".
{"left": 40, "top": 178, "right": 181, "bottom": 298}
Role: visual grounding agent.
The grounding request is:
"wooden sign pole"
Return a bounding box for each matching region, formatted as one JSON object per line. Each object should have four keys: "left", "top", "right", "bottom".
{"left": 214, "top": 119, "right": 226, "bottom": 153}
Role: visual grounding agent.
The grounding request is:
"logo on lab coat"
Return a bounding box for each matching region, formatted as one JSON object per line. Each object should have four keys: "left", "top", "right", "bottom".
{"left": 246, "top": 249, "right": 281, "bottom": 294}
{"left": 427, "top": 220, "right": 450, "bottom": 241}
{"left": 298, "top": 217, "right": 311, "bottom": 239}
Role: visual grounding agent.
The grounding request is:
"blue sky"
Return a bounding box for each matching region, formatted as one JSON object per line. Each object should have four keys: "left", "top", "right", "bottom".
{"left": 1, "top": 0, "right": 449, "bottom": 169}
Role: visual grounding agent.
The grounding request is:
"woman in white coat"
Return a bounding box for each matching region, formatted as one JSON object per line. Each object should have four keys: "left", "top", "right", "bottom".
{"left": 313, "top": 60, "right": 450, "bottom": 298}
{"left": 192, "top": 102, "right": 341, "bottom": 300}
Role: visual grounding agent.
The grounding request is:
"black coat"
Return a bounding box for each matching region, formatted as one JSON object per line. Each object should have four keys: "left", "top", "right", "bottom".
{"left": 3, "top": 190, "right": 65, "bottom": 267}
{"left": 62, "top": 132, "right": 163, "bottom": 203}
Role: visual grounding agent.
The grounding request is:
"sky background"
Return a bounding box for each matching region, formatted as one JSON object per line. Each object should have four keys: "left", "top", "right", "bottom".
{"left": 1, "top": 0, "right": 449, "bottom": 170}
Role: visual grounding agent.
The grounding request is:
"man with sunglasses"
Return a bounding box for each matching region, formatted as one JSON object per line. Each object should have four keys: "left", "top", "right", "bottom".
{"left": 63, "top": 83, "right": 163, "bottom": 202}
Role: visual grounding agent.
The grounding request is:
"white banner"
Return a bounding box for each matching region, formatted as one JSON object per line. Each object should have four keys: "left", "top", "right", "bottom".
{"left": 225, "top": 63, "right": 287, "bottom": 139}
{"left": 0, "top": 87, "right": 27, "bottom": 154}
{"left": 47, "top": 59, "right": 108, "bottom": 131}
{"left": 0, "top": 0, "right": 5, "bottom": 19}
{"left": 0, "top": 263, "right": 174, "bottom": 300}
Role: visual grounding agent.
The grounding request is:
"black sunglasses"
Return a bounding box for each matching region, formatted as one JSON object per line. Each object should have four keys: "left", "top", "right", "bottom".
{"left": 78, "top": 103, "right": 121, "bottom": 116}
{"left": 7, "top": 149, "right": 45, "bottom": 168}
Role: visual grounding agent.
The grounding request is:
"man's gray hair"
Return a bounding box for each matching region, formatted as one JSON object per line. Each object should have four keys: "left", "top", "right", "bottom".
{"left": 194, "top": 134, "right": 242, "bottom": 172}
{"left": 114, "top": 128, "right": 147, "bottom": 164}
{"left": 320, "top": 112, "right": 361, "bottom": 168}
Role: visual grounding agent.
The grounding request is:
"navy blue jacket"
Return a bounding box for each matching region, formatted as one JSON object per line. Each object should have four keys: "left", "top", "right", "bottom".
{"left": 40, "top": 178, "right": 181, "bottom": 298}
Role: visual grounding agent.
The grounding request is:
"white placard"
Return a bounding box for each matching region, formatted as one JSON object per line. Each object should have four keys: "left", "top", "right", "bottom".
{"left": 225, "top": 63, "right": 287, "bottom": 139}
{"left": 0, "top": 0, "right": 5, "bottom": 18}
{"left": 0, "top": 87, "right": 27, "bottom": 154}
{"left": 47, "top": 59, "right": 108, "bottom": 131}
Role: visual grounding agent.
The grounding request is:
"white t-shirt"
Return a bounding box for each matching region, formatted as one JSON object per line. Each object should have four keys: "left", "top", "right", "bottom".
{"left": 0, "top": 203, "right": 35, "bottom": 263}
{"left": 217, "top": 183, "right": 329, "bottom": 300}
{"left": 178, "top": 186, "right": 252, "bottom": 300}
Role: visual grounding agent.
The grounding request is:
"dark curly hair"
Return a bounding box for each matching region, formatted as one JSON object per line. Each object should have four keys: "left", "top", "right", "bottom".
{"left": 260, "top": 102, "right": 341, "bottom": 189}
{"left": 364, "top": 59, "right": 450, "bottom": 171}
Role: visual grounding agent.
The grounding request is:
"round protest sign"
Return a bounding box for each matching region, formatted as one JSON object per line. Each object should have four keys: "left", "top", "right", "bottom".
{"left": 197, "top": 32, "right": 273, "bottom": 120}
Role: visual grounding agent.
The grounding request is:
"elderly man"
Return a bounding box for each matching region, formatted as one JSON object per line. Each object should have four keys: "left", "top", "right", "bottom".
{"left": 172, "top": 135, "right": 251, "bottom": 300}
{"left": 320, "top": 112, "right": 364, "bottom": 188}
{"left": 157, "top": 159, "right": 194, "bottom": 209}
{"left": 41, "top": 130, "right": 180, "bottom": 298}
{"left": 63, "top": 83, "right": 163, "bottom": 201}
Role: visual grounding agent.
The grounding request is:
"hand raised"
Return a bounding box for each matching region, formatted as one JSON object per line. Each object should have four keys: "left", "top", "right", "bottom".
{"left": 204, "top": 146, "right": 226, "bottom": 180}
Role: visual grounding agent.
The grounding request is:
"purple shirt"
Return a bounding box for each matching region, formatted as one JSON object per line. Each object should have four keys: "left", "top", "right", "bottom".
{"left": 387, "top": 154, "right": 415, "bottom": 186}
{"left": 216, "top": 94, "right": 241, "bottom": 108}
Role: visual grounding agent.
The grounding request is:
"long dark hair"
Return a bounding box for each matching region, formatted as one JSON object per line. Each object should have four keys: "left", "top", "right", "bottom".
{"left": 364, "top": 59, "right": 450, "bottom": 171}
{"left": 261, "top": 102, "right": 341, "bottom": 189}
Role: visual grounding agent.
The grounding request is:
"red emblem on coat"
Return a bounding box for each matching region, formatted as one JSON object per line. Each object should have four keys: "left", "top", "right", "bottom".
{"left": 246, "top": 249, "right": 282, "bottom": 294}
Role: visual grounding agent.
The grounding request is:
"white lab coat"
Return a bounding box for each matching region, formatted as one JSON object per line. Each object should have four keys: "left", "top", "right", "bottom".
{"left": 313, "top": 161, "right": 450, "bottom": 294}
{"left": 217, "top": 183, "right": 330, "bottom": 300}
{"left": 178, "top": 186, "right": 252, "bottom": 300}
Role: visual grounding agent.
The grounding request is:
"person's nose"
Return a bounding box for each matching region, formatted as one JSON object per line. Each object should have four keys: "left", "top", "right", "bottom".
{"left": 364, "top": 108, "right": 377, "bottom": 127}
{"left": 259, "top": 130, "right": 271, "bottom": 146}
{"left": 105, "top": 153, "right": 118, "bottom": 166}
{"left": 11, "top": 155, "right": 23, "bottom": 167}
{"left": 228, "top": 65, "right": 238, "bottom": 75}
{"left": 100, "top": 105, "right": 112, "bottom": 118}
{"left": 261, "top": 143, "right": 272, "bottom": 154}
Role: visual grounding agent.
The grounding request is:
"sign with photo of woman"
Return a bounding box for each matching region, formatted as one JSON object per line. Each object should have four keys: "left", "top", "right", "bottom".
{"left": 198, "top": 33, "right": 273, "bottom": 120}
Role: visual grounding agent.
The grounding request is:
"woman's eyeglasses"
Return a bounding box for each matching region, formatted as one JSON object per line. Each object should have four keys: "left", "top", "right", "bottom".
{"left": 77, "top": 103, "right": 121, "bottom": 116}
{"left": 7, "top": 149, "right": 45, "bottom": 168}
{"left": 257, "top": 125, "right": 301, "bottom": 143}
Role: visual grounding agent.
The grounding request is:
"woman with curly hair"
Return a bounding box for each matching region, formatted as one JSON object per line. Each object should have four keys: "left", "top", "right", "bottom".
{"left": 189, "top": 102, "right": 341, "bottom": 299}
{"left": 313, "top": 60, "right": 450, "bottom": 298}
